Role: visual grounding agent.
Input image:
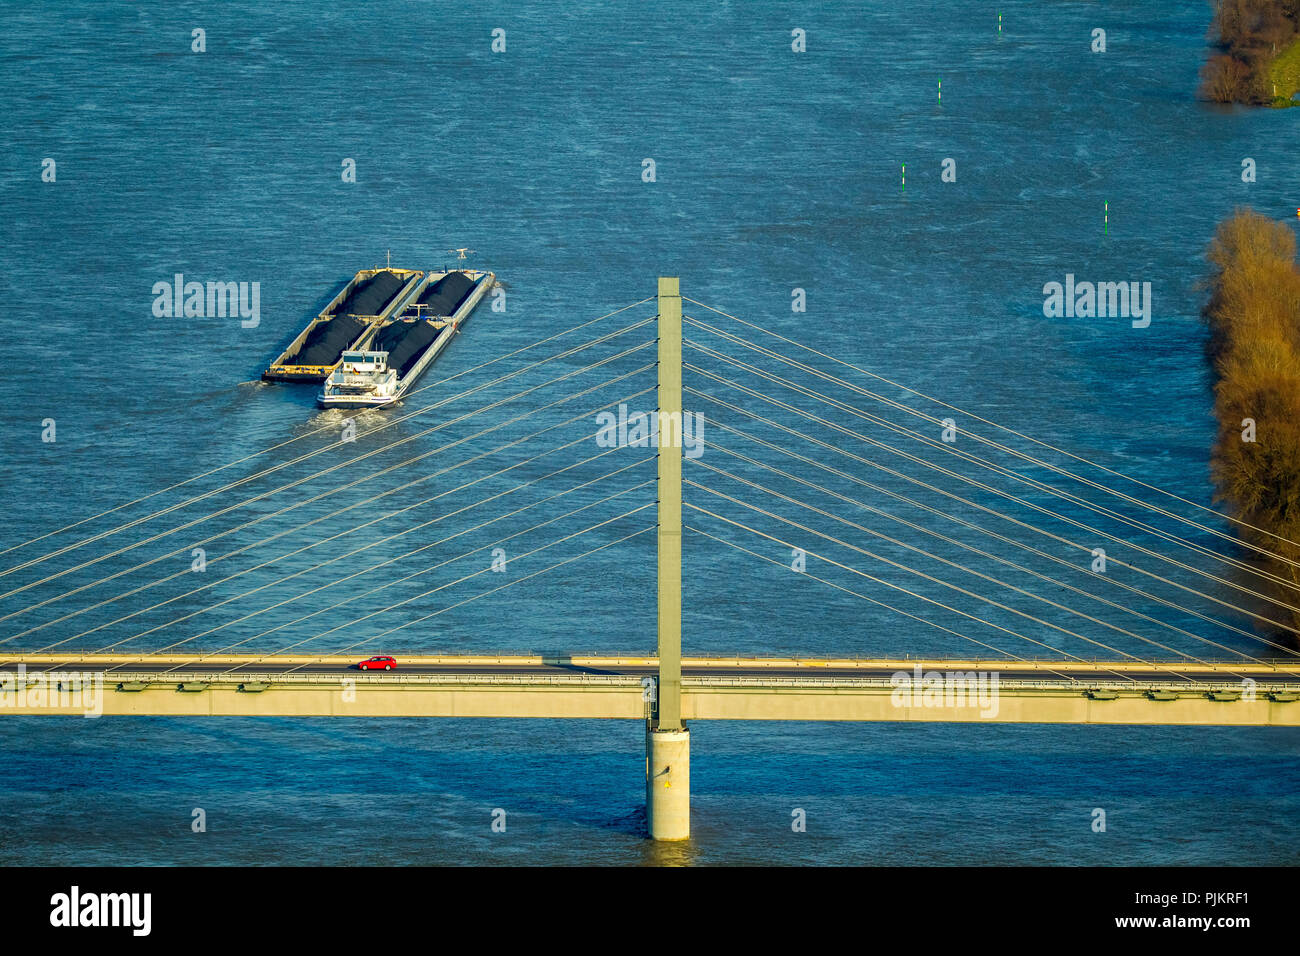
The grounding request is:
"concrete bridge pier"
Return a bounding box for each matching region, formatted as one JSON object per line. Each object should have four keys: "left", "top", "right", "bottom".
{"left": 647, "top": 276, "right": 690, "bottom": 841}
{"left": 646, "top": 727, "right": 690, "bottom": 840}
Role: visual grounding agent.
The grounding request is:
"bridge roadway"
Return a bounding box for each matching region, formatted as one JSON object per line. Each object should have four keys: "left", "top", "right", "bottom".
{"left": 1, "top": 654, "right": 1297, "bottom": 724}
{"left": 3, "top": 654, "right": 1300, "bottom": 682}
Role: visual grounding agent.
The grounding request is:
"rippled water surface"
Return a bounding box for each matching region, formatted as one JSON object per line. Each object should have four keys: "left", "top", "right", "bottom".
{"left": 0, "top": 1, "right": 1297, "bottom": 864}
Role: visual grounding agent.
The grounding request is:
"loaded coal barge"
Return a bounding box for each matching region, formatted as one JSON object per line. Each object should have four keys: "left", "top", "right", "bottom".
{"left": 262, "top": 268, "right": 424, "bottom": 383}
{"left": 317, "top": 269, "right": 493, "bottom": 409}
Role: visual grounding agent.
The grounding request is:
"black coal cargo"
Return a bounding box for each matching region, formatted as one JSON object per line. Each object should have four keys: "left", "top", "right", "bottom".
{"left": 374, "top": 320, "right": 444, "bottom": 378}
{"left": 333, "top": 270, "right": 408, "bottom": 317}
{"left": 417, "top": 271, "right": 478, "bottom": 316}
{"left": 289, "top": 314, "right": 369, "bottom": 366}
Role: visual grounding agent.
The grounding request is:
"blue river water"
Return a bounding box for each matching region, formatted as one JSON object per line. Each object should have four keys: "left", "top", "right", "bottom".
{"left": 0, "top": 1, "right": 1297, "bottom": 864}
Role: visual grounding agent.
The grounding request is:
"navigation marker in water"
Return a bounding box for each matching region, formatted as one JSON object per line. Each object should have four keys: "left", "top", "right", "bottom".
{"left": 1105, "top": 200, "right": 1109, "bottom": 235}
{"left": 999, "top": 13, "right": 1002, "bottom": 33}
{"left": 902, "top": 163, "right": 906, "bottom": 192}
{"left": 938, "top": 77, "right": 942, "bottom": 103}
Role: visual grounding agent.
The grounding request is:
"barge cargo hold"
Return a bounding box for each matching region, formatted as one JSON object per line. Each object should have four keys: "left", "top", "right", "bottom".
{"left": 317, "top": 268, "right": 494, "bottom": 409}
{"left": 262, "top": 268, "right": 424, "bottom": 383}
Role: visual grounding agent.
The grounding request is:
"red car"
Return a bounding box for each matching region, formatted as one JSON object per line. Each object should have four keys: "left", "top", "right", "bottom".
{"left": 358, "top": 656, "right": 396, "bottom": 671}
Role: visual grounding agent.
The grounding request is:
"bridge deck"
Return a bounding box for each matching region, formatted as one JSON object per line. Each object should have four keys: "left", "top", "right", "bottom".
{"left": 1, "top": 655, "right": 1296, "bottom": 724}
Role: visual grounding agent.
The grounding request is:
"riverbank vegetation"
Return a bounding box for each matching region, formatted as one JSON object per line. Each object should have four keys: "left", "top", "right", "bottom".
{"left": 1199, "top": 0, "right": 1300, "bottom": 106}
{"left": 1204, "top": 209, "right": 1300, "bottom": 648}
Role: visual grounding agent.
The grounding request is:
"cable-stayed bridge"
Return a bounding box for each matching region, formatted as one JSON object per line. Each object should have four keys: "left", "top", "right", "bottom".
{"left": 2, "top": 278, "right": 1298, "bottom": 839}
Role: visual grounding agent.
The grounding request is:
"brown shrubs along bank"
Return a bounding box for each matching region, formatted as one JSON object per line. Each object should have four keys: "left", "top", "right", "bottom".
{"left": 1204, "top": 209, "right": 1300, "bottom": 649}
{"left": 1200, "top": 0, "right": 1300, "bottom": 104}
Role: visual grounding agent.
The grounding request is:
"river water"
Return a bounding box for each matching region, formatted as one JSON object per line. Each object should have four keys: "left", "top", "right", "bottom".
{"left": 0, "top": 1, "right": 1297, "bottom": 865}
